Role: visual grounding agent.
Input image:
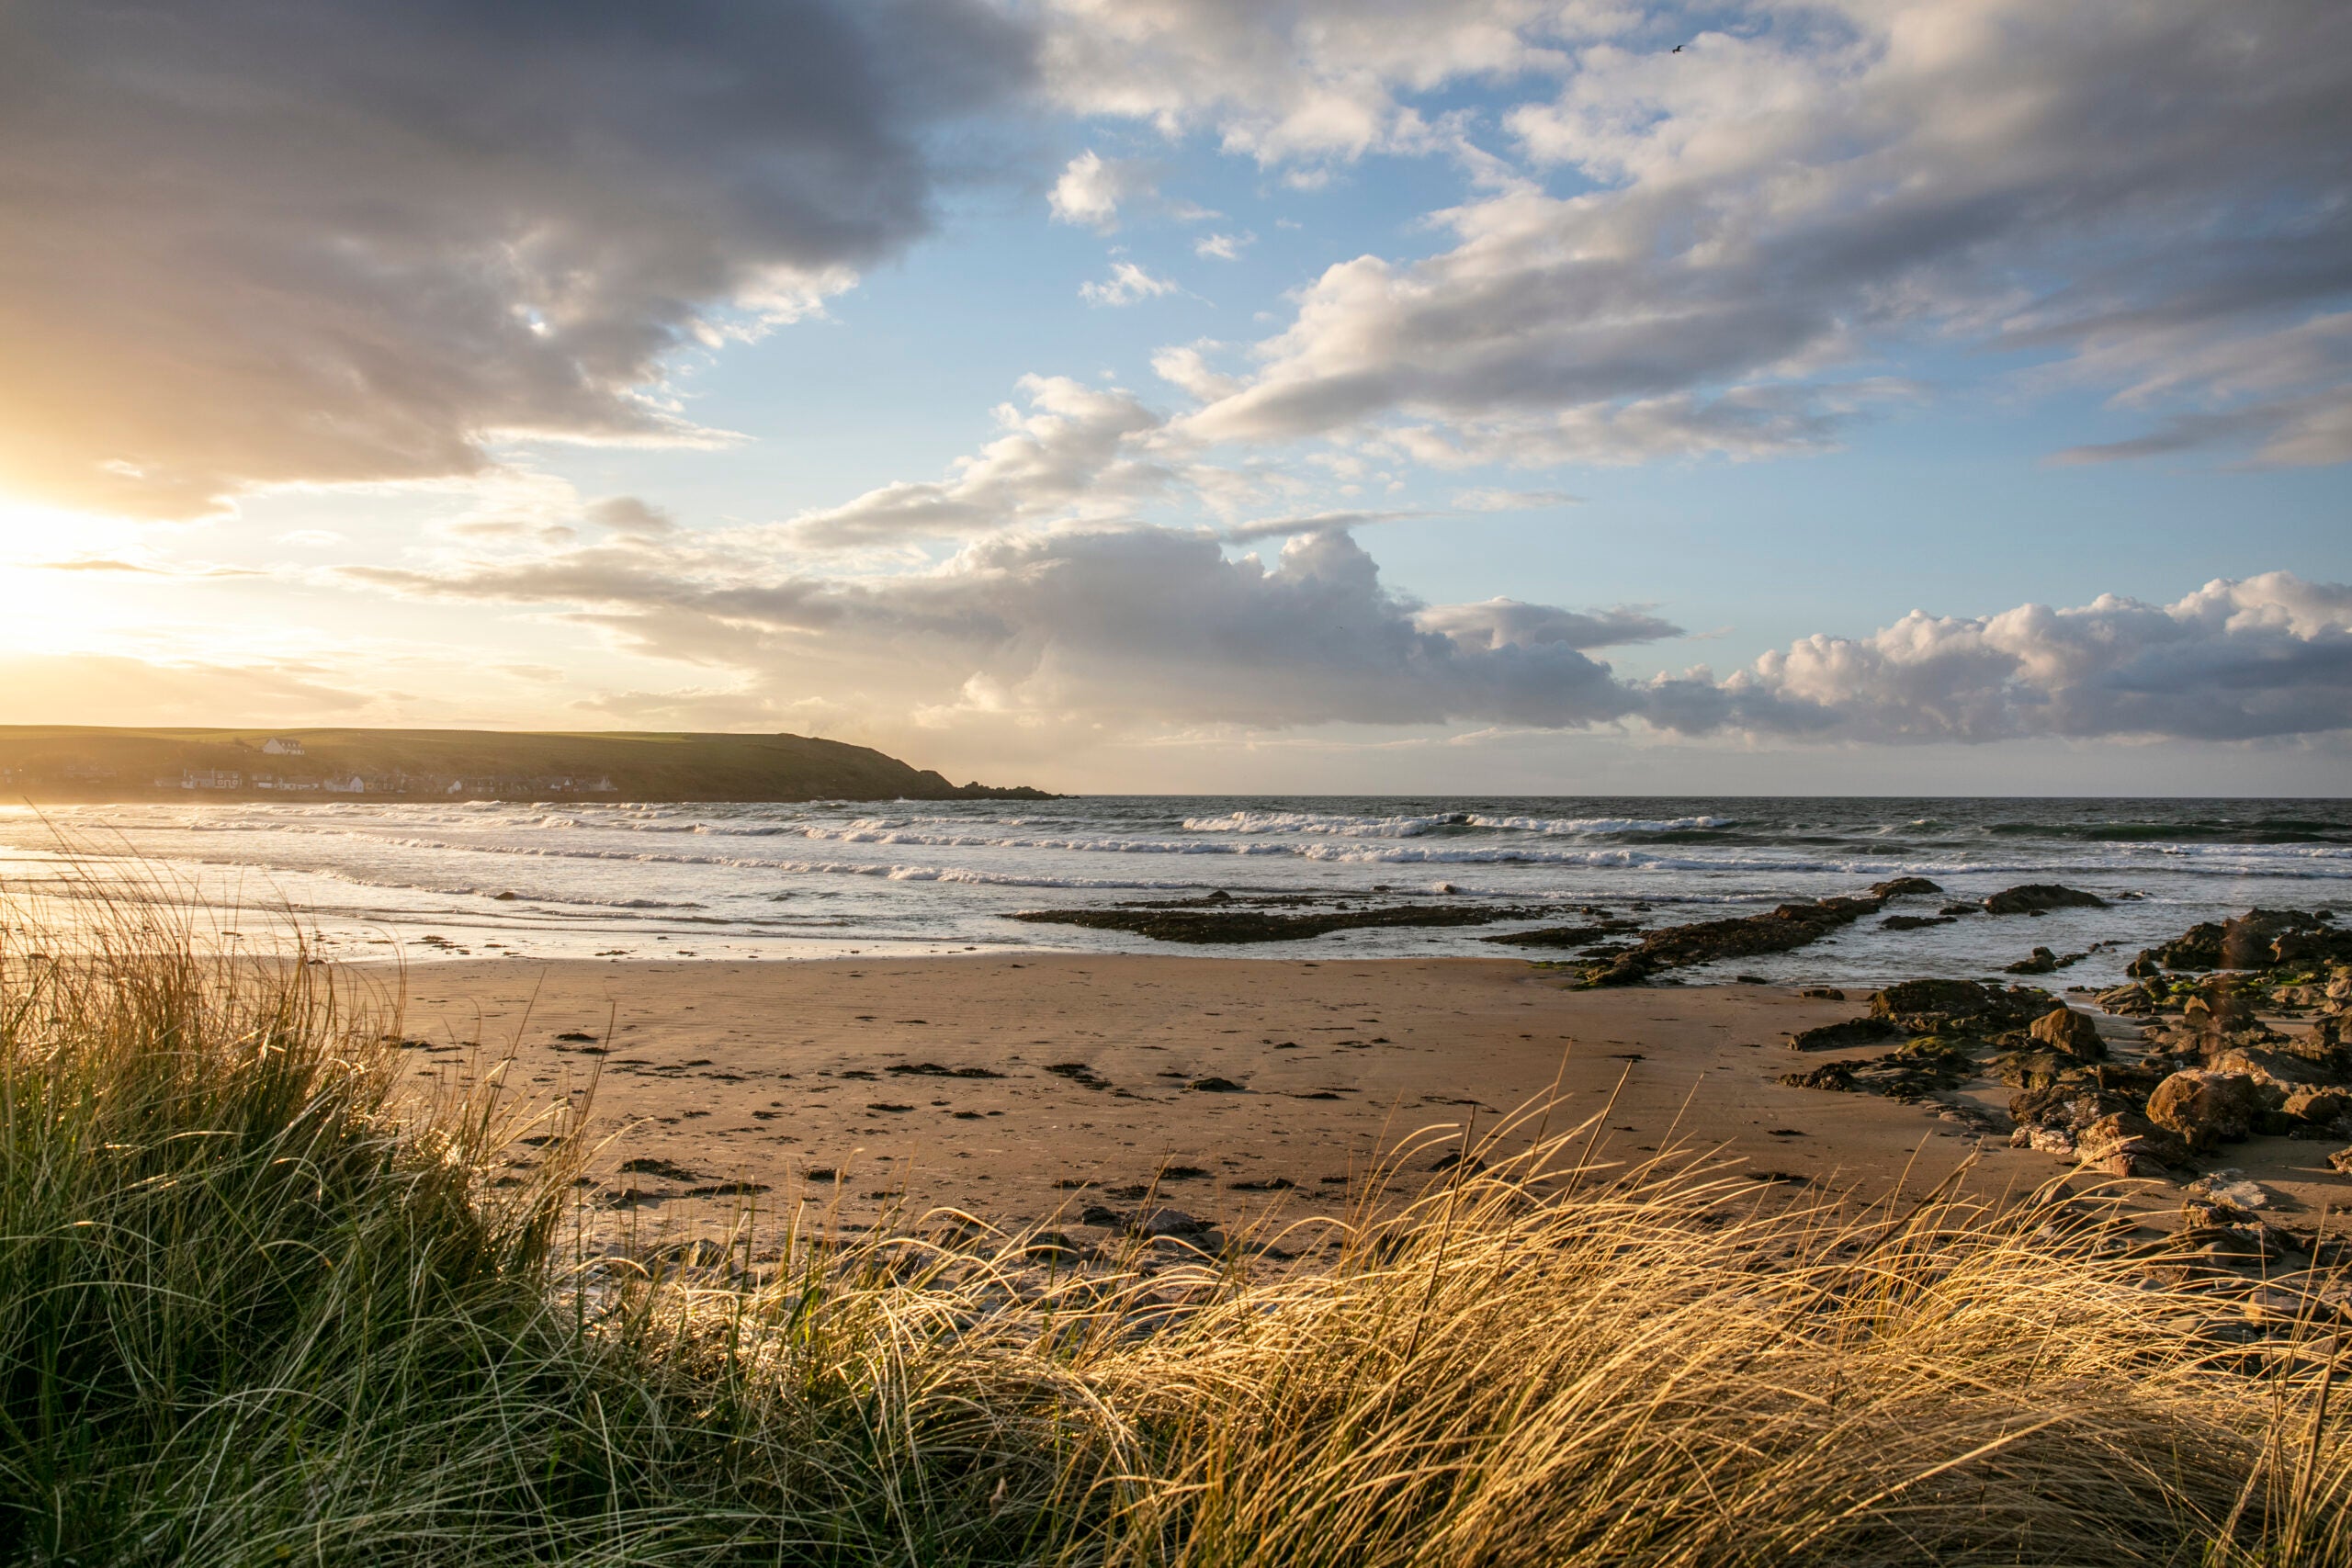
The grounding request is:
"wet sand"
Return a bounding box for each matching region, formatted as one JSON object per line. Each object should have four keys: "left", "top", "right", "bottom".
{"left": 359, "top": 953, "right": 2348, "bottom": 1239}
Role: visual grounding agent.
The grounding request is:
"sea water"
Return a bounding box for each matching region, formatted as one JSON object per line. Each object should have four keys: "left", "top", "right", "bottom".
{"left": 0, "top": 796, "right": 2346, "bottom": 988}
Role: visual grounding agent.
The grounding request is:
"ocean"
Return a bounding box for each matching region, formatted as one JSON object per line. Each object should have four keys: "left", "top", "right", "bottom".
{"left": 2, "top": 796, "right": 2346, "bottom": 989}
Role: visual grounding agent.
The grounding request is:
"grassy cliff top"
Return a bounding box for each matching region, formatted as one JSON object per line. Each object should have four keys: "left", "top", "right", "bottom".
{"left": 0, "top": 727, "right": 1049, "bottom": 803}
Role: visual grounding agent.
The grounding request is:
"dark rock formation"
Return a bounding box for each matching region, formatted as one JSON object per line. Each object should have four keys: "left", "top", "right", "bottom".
{"left": 1572, "top": 894, "right": 1886, "bottom": 987}
{"left": 1882, "top": 914, "right": 1958, "bottom": 931}
{"left": 2137, "top": 908, "right": 2352, "bottom": 973}
{"left": 1983, "top": 884, "right": 2109, "bottom": 916}
{"left": 1868, "top": 876, "right": 1944, "bottom": 898}
{"left": 1776, "top": 1037, "right": 1976, "bottom": 1101}
{"left": 1868, "top": 978, "right": 2055, "bottom": 1036}
{"left": 1782, "top": 1017, "right": 1899, "bottom": 1052}
{"left": 1011, "top": 899, "right": 1556, "bottom": 944}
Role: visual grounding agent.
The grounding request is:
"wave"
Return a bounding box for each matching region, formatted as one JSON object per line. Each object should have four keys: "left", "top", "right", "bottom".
{"left": 1986, "top": 819, "right": 2352, "bottom": 846}
{"left": 1178, "top": 809, "right": 1732, "bottom": 838}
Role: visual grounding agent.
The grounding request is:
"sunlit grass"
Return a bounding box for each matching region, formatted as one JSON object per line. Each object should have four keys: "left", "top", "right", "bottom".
{"left": 0, "top": 902, "right": 2344, "bottom": 1564}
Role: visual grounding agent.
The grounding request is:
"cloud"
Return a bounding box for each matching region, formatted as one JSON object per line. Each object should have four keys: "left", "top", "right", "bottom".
{"left": 1194, "top": 231, "right": 1254, "bottom": 261}
{"left": 587, "top": 498, "right": 678, "bottom": 538}
{"left": 1652, "top": 573, "right": 2352, "bottom": 743}
{"left": 1452, "top": 487, "right": 1580, "bottom": 511}
{"left": 1080, "top": 260, "right": 1183, "bottom": 307}
{"left": 1036, "top": 0, "right": 1604, "bottom": 166}
{"left": 1221, "top": 510, "right": 1432, "bottom": 544}
{"left": 333, "top": 491, "right": 2352, "bottom": 746}
{"left": 1048, "top": 150, "right": 1146, "bottom": 231}
{"left": 1150, "top": 344, "right": 1242, "bottom": 401}
{"left": 1165, "top": 2, "right": 2352, "bottom": 468}
{"left": 337, "top": 523, "right": 1657, "bottom": 730}
{"left": 1416, "top": 598, "right": 1679, "bottom": 651}
{"left": 785, "top": 375, "right": 1169, "bottom": 548}
{"left": 0, "top": 0, "right": 1032, "bottom": 519}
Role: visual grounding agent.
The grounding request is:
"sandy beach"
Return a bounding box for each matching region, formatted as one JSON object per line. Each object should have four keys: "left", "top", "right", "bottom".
{"left": 368, "top": 953, "right": 2350, "bottom": 1242}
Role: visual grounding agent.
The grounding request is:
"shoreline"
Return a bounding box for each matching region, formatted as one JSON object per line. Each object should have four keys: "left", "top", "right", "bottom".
{"left": 366, "top": 952, "right": 2351, "bottom": 1246}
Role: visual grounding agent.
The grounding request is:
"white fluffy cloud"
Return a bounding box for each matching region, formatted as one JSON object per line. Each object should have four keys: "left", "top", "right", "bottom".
{"left": 785, "top": 377, "right": 1170, "bottom": 548}
{"left": 1047, "top": 150, "right": 1145, "bottom": 231}
{"left": 1159, "top": 1, "right": 2352, "bottom": 468}
{"left": 1081, "top": 261, "right": 1184, "bottom": 307}
{"left": 0, "top": 0, "right": 1030, "bottom": 519}
{"left": 1652, "top": 574, "right": 2352, "bottom": 742}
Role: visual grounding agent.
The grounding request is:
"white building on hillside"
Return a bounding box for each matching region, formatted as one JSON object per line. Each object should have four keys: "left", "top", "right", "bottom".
{"left": 261, "top": 737, "right": 305, "bottom": 756}
{"left": 322, "top": 774, "right": 365, "bottom": 794}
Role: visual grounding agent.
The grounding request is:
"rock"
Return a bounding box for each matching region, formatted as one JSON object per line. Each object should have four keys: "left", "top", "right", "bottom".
{"left": 1014, "top": 897, "right": 1560, "bottom": 944}
{"left": 2282, "top": 1085, "right": 2352, "bottom": 1126}
{"left": 1882, "top": 914, "right": 1958, "bottom": 931}
{"left": 2146, "top": 1069, "right": 2265, "bottom": 1148}
{"left": 1869, "top": 876, "right": 1943, "bottom": 898}
{"left": 2007, "top": 946, "right": 2060, "bottom": 975}
{"left": 1983, "top": 884, "right": 2109, "bottom": 916}
{"left": 2073, "top": 1111, "right": 2179, "bottom": 1178}
{"left": 1130, "top": 1207, "right": 1206, "bottom": 1238}
{"left": 2184, "top": 1170, "right": 2270, "bottom": 1210}
{"left": 1779, "top": 1064, "right": 1856, "bottom": 1091}
{"left": 1022, "top": 1231, "right": 1085, "bottom": 1261}
{"left": 2149, "top": 909, "right": 2352, "bottom": 973}
{"left": 2330, "top": 1147, "right": 2352, "bottom": 1176}
{"left": 2126, "top": 953, "right": 2163, "bottom": 979}
{"left": 2093, "top": 981, "right": 2162, "bottom": 1016}
{"left": 2150, "top": 923, "right": 2228, "bottom": 971}
{"left": 492, "top": 889, "right": 520, "bottom": 901}
{"left": 2007, "top": 1124, "right": 2076, "bottom": 1156}
{"left": 2210, "top": 1045, "right": 2334, "bottom": 1099}
{"left": 1574, "top": 893, "right": 1890, "bottom": 987}
{"left": 1870, "top": 977, "right": 2054, "bottom": 1035}
{"left": 2008, "top": 1082, "right": 2133, "bottom": 1133}
{"left": 1782, "top": 1017, "right": 1899, "bottom": 1052}
{"left": 2028, "top": 1005, "right": 2108, "bottom": 1061}
{"left": 1187, "top": 1076, "right": 1247, "bottom": 1093}
{"left": 1799, "top": 987, "right": 1847, "bottom": 1000}
{"left": 1078, "top": 1204, "right": 1123, "bottom": 1227}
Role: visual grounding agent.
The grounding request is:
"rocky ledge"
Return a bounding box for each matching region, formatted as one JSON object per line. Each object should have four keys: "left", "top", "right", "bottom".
{"left": 1772, "top": 906, "right": 2352, "bottom": 1272}
{"left": 1007, "top": 891, "right": 1590, "bottom": 945}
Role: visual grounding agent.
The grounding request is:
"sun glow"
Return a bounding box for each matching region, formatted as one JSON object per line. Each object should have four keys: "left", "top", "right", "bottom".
{"left": 0, "top": 495, "right": 171, "bottom": 657}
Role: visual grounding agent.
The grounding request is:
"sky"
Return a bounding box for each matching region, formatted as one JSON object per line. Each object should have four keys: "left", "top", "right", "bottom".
{"left": 0, "top": 0, "right": 2347, "bottom": 795}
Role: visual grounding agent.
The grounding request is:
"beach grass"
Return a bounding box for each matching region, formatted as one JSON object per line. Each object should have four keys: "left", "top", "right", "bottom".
{"left": 0, "top": 911, "right": 2346, "bottom": 1565}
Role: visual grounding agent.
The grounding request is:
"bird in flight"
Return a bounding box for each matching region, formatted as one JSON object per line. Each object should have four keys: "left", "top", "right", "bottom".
{"left": 1671, "top": 44, "right": 1684, "bottom": 52}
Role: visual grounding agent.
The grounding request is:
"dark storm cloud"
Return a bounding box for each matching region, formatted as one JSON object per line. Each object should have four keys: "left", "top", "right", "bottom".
{"left": 0, "top": 0, "right": 1033, "bottom": 517}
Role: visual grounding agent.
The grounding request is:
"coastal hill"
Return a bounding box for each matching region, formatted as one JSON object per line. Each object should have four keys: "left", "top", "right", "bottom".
{"left": 0, "top": 728, "right": 1050, "bottom": 804}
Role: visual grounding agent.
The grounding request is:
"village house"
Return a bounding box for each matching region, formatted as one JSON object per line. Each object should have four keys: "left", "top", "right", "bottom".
{"left": 175, "top": 769, "right": 241, "bottom": 790}
{"left": 260, "top": 737, "right": 305, "bottom": 756}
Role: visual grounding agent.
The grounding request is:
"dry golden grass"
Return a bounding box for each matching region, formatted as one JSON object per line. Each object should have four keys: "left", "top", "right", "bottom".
{"left": 0, "top": 895, "right": 2344, "bottom": 1564}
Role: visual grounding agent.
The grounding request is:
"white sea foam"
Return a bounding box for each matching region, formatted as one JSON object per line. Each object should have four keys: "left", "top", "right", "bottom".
{"left": 4, "top": 796, "right": 2344, "bottom": 977}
